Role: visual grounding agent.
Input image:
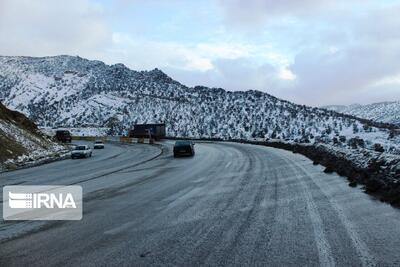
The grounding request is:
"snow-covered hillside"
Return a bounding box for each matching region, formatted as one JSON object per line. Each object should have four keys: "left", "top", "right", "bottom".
{"left": 0, "top": 102, "right": 66, "bottom": 170}
{"left": 323, "top": 102, "right": 400, "bottom": 126}
{"left": 0, "top": 55, "right": 399, "bottom": 155}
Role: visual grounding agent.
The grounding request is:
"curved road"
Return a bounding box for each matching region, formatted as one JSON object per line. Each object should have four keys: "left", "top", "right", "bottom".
{"left": 1, "top": 141, "right": 400, "bottom": 266}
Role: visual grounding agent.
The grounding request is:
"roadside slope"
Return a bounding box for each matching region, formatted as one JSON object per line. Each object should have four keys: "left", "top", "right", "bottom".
{"left": 0, "top": 102, "right": 65, "bottom": 170}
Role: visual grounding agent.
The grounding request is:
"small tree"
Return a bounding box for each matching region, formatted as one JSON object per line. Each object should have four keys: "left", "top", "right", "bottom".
{"left": 352, "top": 123, "right": 359, "bottom": 134}
{"left": 374, "top": 143, "right": 385, "bottom": 153}
{"left": 106, "top": 116, "right": 123, "bottom": 136}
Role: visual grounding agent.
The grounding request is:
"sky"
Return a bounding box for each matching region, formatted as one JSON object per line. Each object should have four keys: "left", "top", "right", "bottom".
{"left": 0, "top": 0, "right": 399, "bottom": 106}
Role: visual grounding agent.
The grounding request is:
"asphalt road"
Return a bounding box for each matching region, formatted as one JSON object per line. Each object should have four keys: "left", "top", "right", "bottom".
{"left": 1, "top": 141, "right": 400, "bottom": 266}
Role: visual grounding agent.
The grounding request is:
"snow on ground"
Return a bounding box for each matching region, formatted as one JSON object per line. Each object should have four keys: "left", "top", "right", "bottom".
{"left": 40, "top": 127, "right": 109, "bottom": 137}
{"left": 0, "top": 120, "right": 68, "bottom": 171}
{"left": 1, "top": 55, "right": 399, "bottom": 179}
{"left": 323, "top": 101, "right": 400, "bottom": 125}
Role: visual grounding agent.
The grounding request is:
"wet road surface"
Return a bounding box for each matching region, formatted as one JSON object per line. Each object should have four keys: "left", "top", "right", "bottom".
{"left": 1, "top": 141, "right": 400, "bottom": 266}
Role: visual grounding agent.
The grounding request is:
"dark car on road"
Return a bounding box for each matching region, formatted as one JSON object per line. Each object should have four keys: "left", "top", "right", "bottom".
{"left": 55, "top": 130, "right": 72, "bottom": 143}
{"left": 173, "top": 140, "right": 195, "bottom": 157}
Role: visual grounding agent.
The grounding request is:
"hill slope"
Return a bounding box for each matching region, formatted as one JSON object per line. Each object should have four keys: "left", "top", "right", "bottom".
{"left": 0, "top": 55, "right": 399, "bottom": 153}
{"left": 323, "top": 102, "right": 400, "bottom": 126}
{"left": 1, "top": 55, "right": 399, "bottom": 205}
{"left": 0, "top": 102, "right": 65, "bottom": 169}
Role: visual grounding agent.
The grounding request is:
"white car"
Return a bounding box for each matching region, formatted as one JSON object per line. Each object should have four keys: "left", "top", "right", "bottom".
{"left": 93, "top": 140, "right": 105, "bottom": 149}
{"left": 71, "top": 145, "right": 92, "bottom": 159}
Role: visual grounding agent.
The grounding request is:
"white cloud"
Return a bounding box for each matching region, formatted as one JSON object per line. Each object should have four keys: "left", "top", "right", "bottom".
{"left": 217, "top": 0, "right": 335, "bottom": 27}
{"left": 109, "top": 32, "right": 214, "bottom": 72}
{"left": 0, "top": 0, "right": 399, "bottom": 106}
{"left": 165, "top": 57, "right": 291, "bottom": 96}
{"left": 0, "top": 0, "right": 111, "bottom": 57}
{"left": 278, "top": 68, "right": 296, "bottom": 80}
{"left": 108, "top": 32, "right": 290, "bottom": 76}
{"left": 289, "top": 42, "right": 400, "bottom": 105}
{"left": 372, "top": 74, "right": 400, "bottom": 87}
{"left": 195, "top": 43, "right": 250, "bottom": 59}
{"left": 286, "top": 4, "right": 400, "bottom": 105}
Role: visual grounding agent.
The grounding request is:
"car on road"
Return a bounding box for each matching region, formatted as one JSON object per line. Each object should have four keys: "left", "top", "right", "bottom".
{"left": 93, "top": 140, "right": 105, "bottom": 149}
{"left": 173, "top": 140, "right": 195, "bottom": 157}
{"left": 71, "top": 145, "right": 92, "bottom": 159}
{"left": 55, "top": 130, "right": 72, "bottom": 143}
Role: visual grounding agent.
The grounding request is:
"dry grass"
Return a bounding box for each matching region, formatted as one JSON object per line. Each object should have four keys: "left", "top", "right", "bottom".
{"left": 0, "top": 102, "right": 42, "bottom": 163}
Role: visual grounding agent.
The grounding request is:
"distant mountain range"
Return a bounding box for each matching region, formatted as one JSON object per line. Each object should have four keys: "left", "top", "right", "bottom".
{"left": 322, "top": 102, "right": 400, "bottom": 126}
{"left": 0, "top": 55, "right": 398, "bottom": 153}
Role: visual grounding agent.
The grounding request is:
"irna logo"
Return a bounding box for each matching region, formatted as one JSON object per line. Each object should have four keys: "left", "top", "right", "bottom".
{"left": 8, "top": 192, "right": 77, "bottom": 209}
{"left": 3, "top": 185, "right": 82, "bottom": 220}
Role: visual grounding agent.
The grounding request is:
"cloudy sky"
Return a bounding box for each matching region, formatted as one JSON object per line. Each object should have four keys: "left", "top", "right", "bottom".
{"left": 0, "top": 0, "right": 399, "bottom": 106}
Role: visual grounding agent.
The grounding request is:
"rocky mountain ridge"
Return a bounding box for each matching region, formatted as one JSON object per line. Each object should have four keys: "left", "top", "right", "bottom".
{"left": 323, "top": 101, "right": 400, "bottom": 126}
{"left": 0, "top": 55, "right": 398, "bottom": 154}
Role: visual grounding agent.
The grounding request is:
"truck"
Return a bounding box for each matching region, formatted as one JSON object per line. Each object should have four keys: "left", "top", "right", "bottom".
{"left": 128, "top": 124, "right": 166, "bottom": 140}
{"left": 55, "top": 130, "right": 72, "bottom": 143}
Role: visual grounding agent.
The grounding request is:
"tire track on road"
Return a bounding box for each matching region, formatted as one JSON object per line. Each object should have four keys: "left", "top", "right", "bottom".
{"left": 282, "top": 153, "right": 377, "bottom": 267}
{"left": 279, "top": 155, "right": 336, "bottom": 267}
{"left": 69, "top": 144, "right": 164, "bottom": 186}
{"left": 0, "top": 143, "right": 165, "bottom": 244}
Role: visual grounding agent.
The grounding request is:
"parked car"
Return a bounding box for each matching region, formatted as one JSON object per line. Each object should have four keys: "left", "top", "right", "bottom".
{"left": 55, "top": 130, "right": 72, "bottom": 143}
{"left": 93, "top": 140, "right": 105, "bottom": 149}
{"left": 173, "top": 140, "right": 195, "bottom": 157}
{"left": 71, "top": 145, "right": 92, "bottom": 159}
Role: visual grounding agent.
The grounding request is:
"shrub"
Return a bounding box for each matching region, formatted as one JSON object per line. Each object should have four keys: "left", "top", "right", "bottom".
{"left": 324, "top": 166, "right": 334, "bottom": 173}
{"left": 348, "top": 137, "right": 365, "bottom": 149}
{"left": 349, "top": 181, "right": 357, "bottom": 187}
{"left": 365, "top": 178, "right": 384, "bottom": 193}
{"left": 374, "top": 143, "right": 385, "bottom": 153}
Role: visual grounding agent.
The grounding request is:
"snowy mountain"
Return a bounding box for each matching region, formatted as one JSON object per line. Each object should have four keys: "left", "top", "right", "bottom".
{"left": 0, "top": 102, "right": 65, "bottom": 169}
{"left": 323, "top": 102, "right": 400, "bottom": 126}
{"left": 0, "top": 55, "right": 399, "bottom": 155}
